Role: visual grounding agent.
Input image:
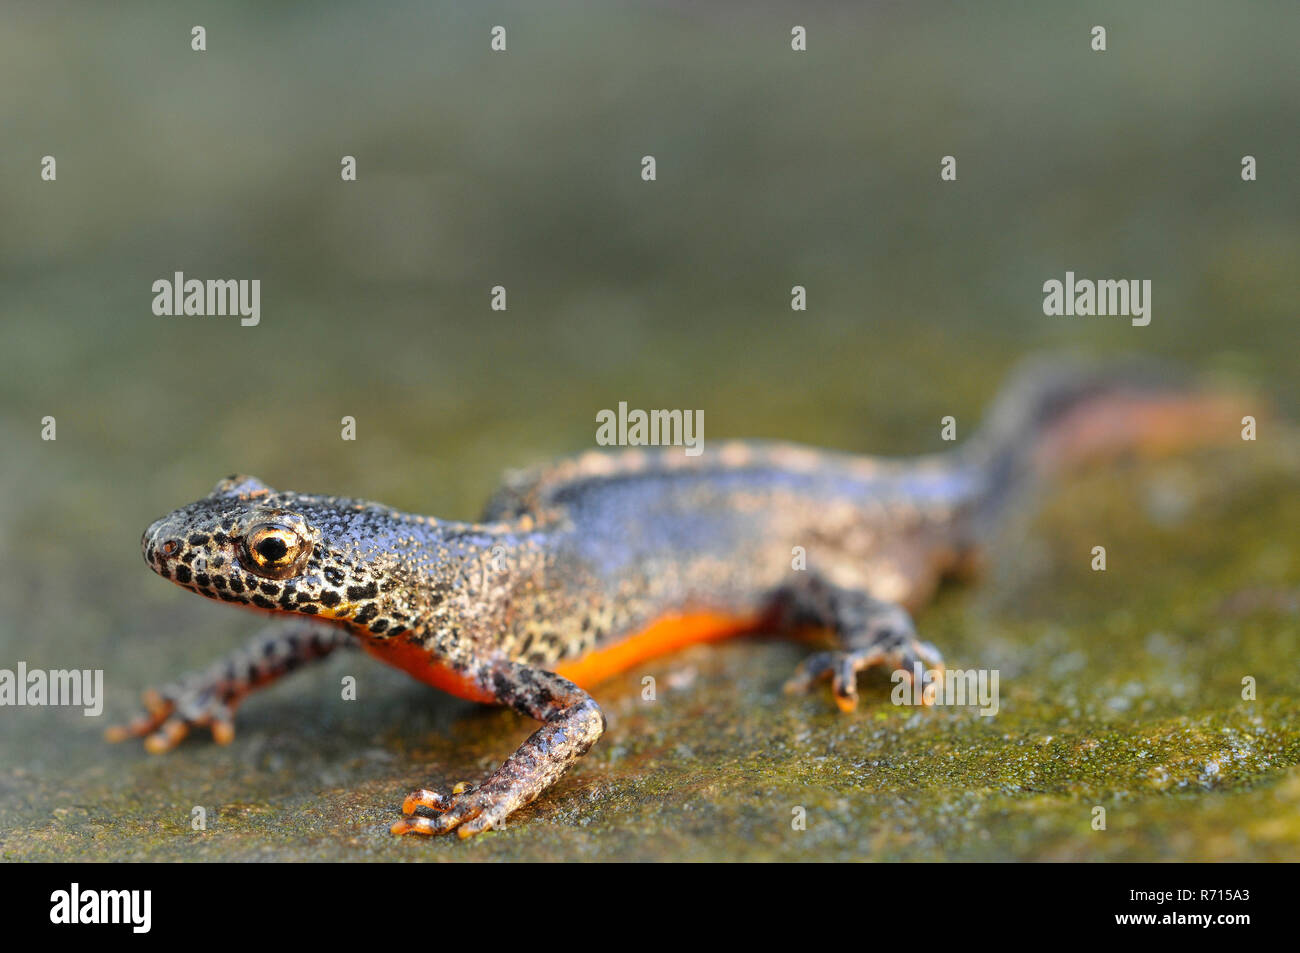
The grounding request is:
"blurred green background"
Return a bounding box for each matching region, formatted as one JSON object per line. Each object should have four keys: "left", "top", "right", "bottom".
{"left": 1, "top": 1, "right": 1297, "bottom": 861}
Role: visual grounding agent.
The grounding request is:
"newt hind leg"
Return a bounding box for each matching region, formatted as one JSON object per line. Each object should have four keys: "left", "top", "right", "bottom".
{"left": 776, "top": 575, "right": 944, "bottom": 712}
{"left": 393, "top": 660, "right": 604, "bottom": 839}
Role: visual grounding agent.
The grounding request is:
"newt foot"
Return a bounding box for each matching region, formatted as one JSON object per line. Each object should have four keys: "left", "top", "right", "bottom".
{"left": 784, "top": 637, "right": 945, "bottom": 711}
{"left": 104, "top": 687, "right": 237, "bottom": 752}
{"left": 392, "top": 782, "right": 508, "bottom": 839}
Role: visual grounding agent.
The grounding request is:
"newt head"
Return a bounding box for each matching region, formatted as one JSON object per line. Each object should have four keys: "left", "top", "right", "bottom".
{"left": 140, "top": 474, "right": 420, "bottom": 639}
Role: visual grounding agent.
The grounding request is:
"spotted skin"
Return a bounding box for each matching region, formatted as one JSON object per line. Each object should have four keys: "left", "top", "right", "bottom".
{"left": 109, "top": 358, "right": 1245, "bottom": 837}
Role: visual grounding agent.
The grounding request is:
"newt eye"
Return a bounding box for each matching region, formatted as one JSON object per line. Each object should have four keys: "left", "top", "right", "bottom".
{"left": 241, "top": 523, "right": 310, "bottom": 579}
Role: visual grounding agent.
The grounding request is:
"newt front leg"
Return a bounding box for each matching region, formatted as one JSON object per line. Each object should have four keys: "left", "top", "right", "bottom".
{"left": 392, "top": 660, "right": 605, "bottom": 838}
{"left": 106, "top": 623, "right": 355, "bottom": 751}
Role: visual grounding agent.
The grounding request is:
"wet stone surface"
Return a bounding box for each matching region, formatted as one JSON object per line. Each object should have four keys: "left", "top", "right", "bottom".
{"left": 3, "top": 449, "right": 1298, "bottom": 861}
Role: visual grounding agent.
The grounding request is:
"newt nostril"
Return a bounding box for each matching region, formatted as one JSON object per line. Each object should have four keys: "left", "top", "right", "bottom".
{"left": 142, "top": 517, "right": 173, "bottom": 563}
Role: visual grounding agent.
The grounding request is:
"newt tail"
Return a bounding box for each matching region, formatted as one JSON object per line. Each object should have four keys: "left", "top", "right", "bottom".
{"left": 109, "top": 355, "right": 1248, "bottom": 837}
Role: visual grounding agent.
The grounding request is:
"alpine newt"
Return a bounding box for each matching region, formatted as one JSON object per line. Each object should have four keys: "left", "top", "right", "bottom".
{"left": 107, "top": 356, "right": 1244, "bottom": 837}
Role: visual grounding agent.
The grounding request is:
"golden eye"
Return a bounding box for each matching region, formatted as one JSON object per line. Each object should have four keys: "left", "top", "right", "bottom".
{"left": 242, "top": 523, "right": 309, "bottom": 579}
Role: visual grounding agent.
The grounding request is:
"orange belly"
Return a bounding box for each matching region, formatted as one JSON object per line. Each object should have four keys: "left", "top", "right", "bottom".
{"left": 555, "top": 610, "right": 765, "bottom": 688}
{"left": 361, "top": 637, "right": 500, "bottom": 704}
{"left": 362, "top": 610, "right": 766, "bottom": 703}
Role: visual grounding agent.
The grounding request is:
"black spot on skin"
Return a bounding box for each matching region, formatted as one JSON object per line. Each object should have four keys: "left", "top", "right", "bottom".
{"left": 324, "top": 567, "right": 345, "bottom": 587}
{"left": 210, "top": 556, "right": 225, "bottom": 568}
{"left": 174, "top": 565, "right": 192, "bottom": 584}
{"left": 213, "top": 577, "right": 227, "bottom": 589}
{"left": 188, "top": 534, "right": 210, "bottom": 546}
{"left": 347, "top": 582, "right": 378, "bottom": 600}
{"left": 213, "top": 532, "right": 229, "bottom": 546}
{"left": 319, "top": 590, "right": 341, "bottom": 607}
{"left": 251, "top": 595, "right": 275, "bottom": 610}
{"left": 370, "top": 619, "right": 388, "bottom": 633}
{"left": 278, "top": 591, "right": 296, "bottom": 608}
{"left": 300, "top": 605, "right": 318, "bottom": 615}
{"left": 195, "top": 573, "right": 210, "bottom": 588}
{"left": 158, "top": 566, "right": 171, "bottom": 579}
{"left": 387, "top": 625, "right": 406, "bottom": 637}
{"left": 296, "top": 592, "right": 313, "bottom": 603}
{"left": 180, "top": 552, "right": 196, "bottom": 564}
{"left": 218, "top": 591, "right": 243, "bottom": 603}
{"left": 260, "top": 582, "right": 282, "bottom": 596}
{"left": 229, "top": 577, "right": 245, "bottom": 594}
{"left": 355, "top": 604, "right": 379, "bottom": 625}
